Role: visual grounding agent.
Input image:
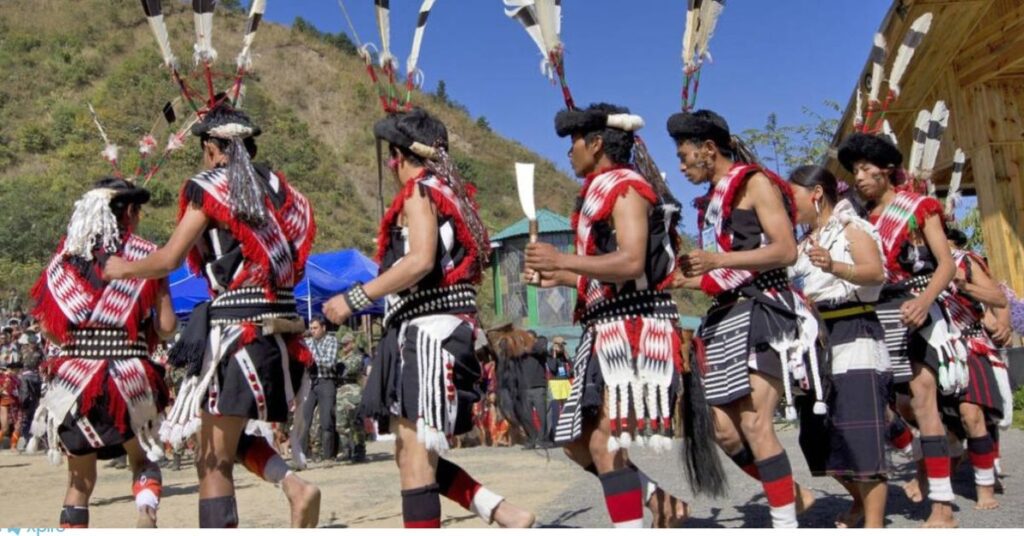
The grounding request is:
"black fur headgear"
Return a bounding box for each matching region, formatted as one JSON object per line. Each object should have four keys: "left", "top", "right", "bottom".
{"left": 837, "top": 133, "right": 903, "bottom": 172}
{"left": 373, "top": 108, "right": 448, "bottom": 161}
{"left": 554, "top": 103, "right": 644, "bottom": 138}
{"left": 665, "top": 110, "right": 731, "bottom": 150}
{"left": 192, "top": 102, "right": 262, "bottom": 139}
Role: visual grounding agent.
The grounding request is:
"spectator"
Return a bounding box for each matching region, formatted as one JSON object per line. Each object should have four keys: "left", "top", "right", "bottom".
{"left": 0, "top": 357, "right": 20, "bottom": 448}
{"left": 548, "top": 336, "right": 572, "bottom": 379}
{"left": 300, "top": 316, "right": 340, "bottom": 462}
{"left": 519, "top": 334, "right": 553, "bottom": 448}
{"left": 0, "top": 329, "right": 19, "bottom": 367}
{"left": 335, "top": 331, "right": 368, "bottom": 462}
{"left": 16, "top": 345, "right": 42, "bottom": 451}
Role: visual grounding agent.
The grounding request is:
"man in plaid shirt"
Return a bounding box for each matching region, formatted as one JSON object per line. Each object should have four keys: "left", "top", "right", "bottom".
{"left": 300, "top": 316, "right": 340, "bottom": 461}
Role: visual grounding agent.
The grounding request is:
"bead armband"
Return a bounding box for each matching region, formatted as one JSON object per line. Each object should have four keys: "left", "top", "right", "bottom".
{"left": 344, "top": 283, "right": 373, "bottom": 312}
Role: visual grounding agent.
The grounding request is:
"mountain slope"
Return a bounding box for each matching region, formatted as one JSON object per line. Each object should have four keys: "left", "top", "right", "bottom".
{"left": 0, "top": 0, "right": 709, "bottom": 319}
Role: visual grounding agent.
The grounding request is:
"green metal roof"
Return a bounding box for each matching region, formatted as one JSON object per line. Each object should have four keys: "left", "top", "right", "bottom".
{"left": 491, "top": 209, "right": 572, "bottom": 242}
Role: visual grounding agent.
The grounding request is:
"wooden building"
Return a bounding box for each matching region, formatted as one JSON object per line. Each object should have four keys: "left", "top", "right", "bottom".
{"left": 826, "top": 0, "right": 1024, "bottom": 292}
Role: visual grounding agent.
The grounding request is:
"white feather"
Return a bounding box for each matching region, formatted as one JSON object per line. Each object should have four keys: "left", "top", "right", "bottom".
{"left": 909, "top": 109, "right": 931, "bottom": 177}
{"left": 375, "top": 0, "right": 394, "bottom": 66}
{"left": 695, "top": 0, "right": 725, "bottom": 60}
{"left": 681, "top": 0, "right": 700, "bottom": 70}
{"left": 921, "top": 100, "right": 949, "bottom": 174}
{"left": 889, "top": 13, "right": 933, "bottom": 96}
{"left": 869, "top": 33, "right": 887, "bottom": 103}
{"left": 235, "top": 0, "right": 267, "bottom": 70}
{"left": 192, "top": 10, "right": 217, "bottom": 64}
{"left": 145, "top": 14, "right": 178, "bottom": 68}
{"left": 533, "top": 0, "right": 561, "bottom": 53}
{"left": 64, "top": 189, "right": 120, "bottom": 261}
{"left": 881, "top": 120, "right": 897, "bottom": 146}
{"left": 406, "top": 0, "right": 438, "bottom": 78}
{"left": 945, "top": 148, "right": 965, "bottom": 216}
{"left": 854, "top": 89, "right": 864, "bottom": 128}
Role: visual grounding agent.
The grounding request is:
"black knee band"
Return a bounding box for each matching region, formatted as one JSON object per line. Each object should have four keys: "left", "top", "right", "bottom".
{"left": 967, "top": 435, "right": 994, "bottom": 455}
{"left": 401, "top": 484, "right": 441, "bottom": 527}
{"left": 138, "top": 461, "right": 162, "bottom": 483}
{"left": 199, "top": 495, "right": 239, "bottom": 528}
{"left": 919, "top": 435, "right": 950, "bottom": 458}
{"left": 597, "top": 467, "right": 642, "bottom": 496}
{"left": 754, "top": 452, "right": 792, "bottom": 483}
{"left": 60, "top": 506, "right": 89, "bottom": 528}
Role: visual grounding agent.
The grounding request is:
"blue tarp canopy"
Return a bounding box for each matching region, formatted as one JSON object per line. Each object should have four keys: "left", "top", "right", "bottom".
{"left": 169, "top": 249, "right": 384, "bottom": 321}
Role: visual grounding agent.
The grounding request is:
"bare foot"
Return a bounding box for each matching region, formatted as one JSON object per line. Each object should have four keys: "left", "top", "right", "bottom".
{"left": 282, "top": 473, "right": 321, "bottom": 528}
{"left": 491, "top": 500, "right": 536, "bottom": 528}
{"left": 647, "top": 488, "right": 689, "bottom": 528}
{"left": 903, "top": 478, "right": 923, "bottom": 503}
{"left": 921, "top": 502, "right": 957, "bottom": 528}
{"left": 795, "top": 482, "right": 816, "bottom": 515}
{"left": 136, "top": 506, "right": 158, "bottom": 528}
{"left": 975, "top": 485, "right": 999, "bottom": 510}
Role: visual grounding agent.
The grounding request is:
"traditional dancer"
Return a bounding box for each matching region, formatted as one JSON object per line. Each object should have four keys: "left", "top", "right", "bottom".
{"left": 104, "top": 103, "right": 321, "bottom": 528}
{"left": 943, "top": 228, "right": 1008, "bottom": 510}
{"left": 838, "top": 132, "right": 963, "bottom": 528}
{"left": 523, "top": 102, "right": 698, "bottom": 529}
{"left": 323, "top": 108, "right": 534, "bottom": 529}
{"left": 30, "top": 178, "right": 176, "bottom": 528}
{"left": 787, "top": 165, "right": 890, "bottom": 528}
{"left": 667, "top": 110, "right": 820, "bottom": 528}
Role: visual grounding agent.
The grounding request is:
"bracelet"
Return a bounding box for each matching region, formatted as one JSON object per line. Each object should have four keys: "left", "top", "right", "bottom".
{"left": 343, "top": 283, "right": 373, "bottom": 312}
{"left": 844, "top": 263, "right": 855, "bottom": 280}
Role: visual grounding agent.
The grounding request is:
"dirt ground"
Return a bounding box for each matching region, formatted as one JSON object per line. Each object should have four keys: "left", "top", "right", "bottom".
{"left": 0, "top": 440, "right": 576, "bottom": 528}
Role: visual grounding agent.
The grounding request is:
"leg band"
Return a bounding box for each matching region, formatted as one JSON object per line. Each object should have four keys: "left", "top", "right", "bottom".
{"left": 436, "top": 457, "right": 503, "bottom": 523}
{"left": 920, "top": 435, "right": 954, "bottom": 502}
{"left": 967, "top": 435, "right": 996, "bottom": 487}
{"left": 59, "top": 506, "right": 89, "bottom": 528}
{"left": 199, "top": 495, "right": 239, "bottom": 528}
{"left": 133, "top": 461, "right": 163, "bottom": 512}
{"left": 401, "top": 484, "right": 442, "bottom": 528}
{"left": 238, "top": 434, "right": 290, "bottom": 484}
{"left": 598, "top": 468, "right": 644, "bottom": 528}
{"left": 755, "top": 453, "right": 797, "bottom": 528}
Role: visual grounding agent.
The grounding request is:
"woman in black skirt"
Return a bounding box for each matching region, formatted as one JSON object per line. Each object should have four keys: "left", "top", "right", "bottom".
{"left": 788, "top": 166, "right": 890, "bottom": 528}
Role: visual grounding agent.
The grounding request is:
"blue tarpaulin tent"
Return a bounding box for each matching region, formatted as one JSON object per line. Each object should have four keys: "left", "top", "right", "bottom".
{"left": 169, "top": 249, "right": 383, "bottom": 321}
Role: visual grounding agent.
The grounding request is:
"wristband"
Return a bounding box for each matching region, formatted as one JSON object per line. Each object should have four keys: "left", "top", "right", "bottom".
{"left": 344, "top": 283, "right": 373, "bottom": 312}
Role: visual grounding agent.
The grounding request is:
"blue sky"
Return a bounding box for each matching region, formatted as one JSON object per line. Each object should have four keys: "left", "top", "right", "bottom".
{"left": 264, "top": 0, "right": 892, "bottom": 233}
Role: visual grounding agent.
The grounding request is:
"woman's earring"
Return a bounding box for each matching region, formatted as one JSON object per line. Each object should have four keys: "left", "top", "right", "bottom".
{"left": 814, "top": 198, "right": 821, "bottom": 216}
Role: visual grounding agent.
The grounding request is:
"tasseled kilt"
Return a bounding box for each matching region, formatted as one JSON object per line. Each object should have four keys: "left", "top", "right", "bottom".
{"left": 204, "top": 328, "right": 307, "bottom": 422}
{"left": 38, "top": 356, "right": 168, "bottom": 460}
{"left": 161, "top": 289, "right": 312, "bottom": 448}
{"left": 361, "top": 315, "right": 481, "bottom": 452}
{"left": 941, "top": 327, "right": 1004, "bottom": 439}
{"left": 553, "top": 290, "right": 681, "bottom": 450}
{"left": 799, "top": 306, "right": 891, "bottom": 480}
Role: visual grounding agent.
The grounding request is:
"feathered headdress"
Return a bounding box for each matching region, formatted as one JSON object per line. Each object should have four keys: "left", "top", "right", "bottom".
{"left": 680, "top": 0, "right": 726, "bottom": 112}
{"left": 140, "top": 0, "right": 267, "bottom": 123}
{"left": 336, "top": 0, "right": 442, "bottom": 114}
{"left": 505, "top": 0, "right": 678, "bottom": 207}
{"left": 505, "top": 0, "right": 572, "bottom": 109}
{"left": 855, "top": 12, "right": 933, "bottom": 134}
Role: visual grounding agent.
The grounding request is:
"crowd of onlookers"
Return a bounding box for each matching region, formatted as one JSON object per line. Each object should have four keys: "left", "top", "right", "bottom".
{"left": 0, "top": 300, "right": 50, "bottom": 452}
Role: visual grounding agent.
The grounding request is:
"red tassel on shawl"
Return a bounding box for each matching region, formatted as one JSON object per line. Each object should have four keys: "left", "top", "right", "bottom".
{"left": 287, "top": 335, "right": 314, "bottom": 368}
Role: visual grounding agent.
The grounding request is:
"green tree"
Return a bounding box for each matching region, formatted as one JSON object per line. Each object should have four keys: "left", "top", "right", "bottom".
{"left": 742, "top": 100, "right": 841, "bottom": 175}
{"left": 476, "top": 116, "right": 491, "bottom": 131}
{"left": 435, "top": 79, "right": 449, "bottom": 104}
